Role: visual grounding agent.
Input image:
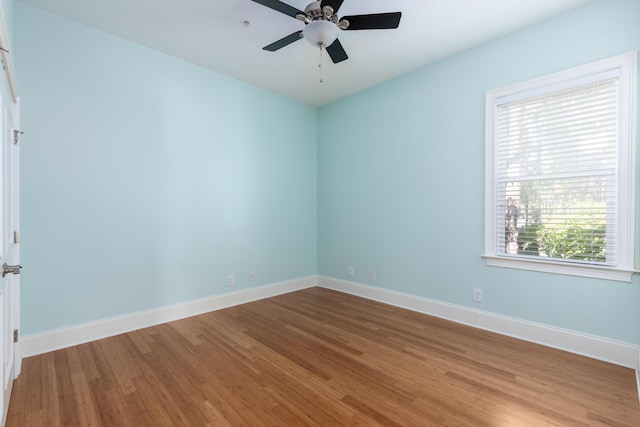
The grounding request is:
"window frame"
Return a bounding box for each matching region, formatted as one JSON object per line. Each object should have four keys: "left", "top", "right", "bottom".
{"left": 484, "top": 52, "right": 637, "bottom": 282}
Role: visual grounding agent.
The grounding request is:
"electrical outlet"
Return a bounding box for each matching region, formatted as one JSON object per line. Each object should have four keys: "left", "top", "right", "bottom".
{"left": 473, "top": 288, "right": 483, "bottom": 302}
{"left": 227, "top": 275, "right": 235, "bottom": 287}
{"left": 370, "top": 271, "right": 377, "bottom": 281}
{"left": 348, "top": 266, "right": 354, "bottom": 277}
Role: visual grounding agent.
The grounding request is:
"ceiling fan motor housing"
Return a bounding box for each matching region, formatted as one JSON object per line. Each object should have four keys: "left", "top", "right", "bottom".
{"left": 304, "top": 1, "right": 335, "bottom": 21}
{"left": 299, "top": 1, "right": 347, "bottom": 27}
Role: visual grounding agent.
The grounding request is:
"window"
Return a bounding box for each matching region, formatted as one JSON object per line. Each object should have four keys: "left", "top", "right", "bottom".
{"left": 484, "top": 52, "right": 637, "bottom": 282}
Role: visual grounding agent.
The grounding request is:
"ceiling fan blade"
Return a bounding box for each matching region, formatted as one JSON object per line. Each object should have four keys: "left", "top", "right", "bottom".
{"left": 251, "top": 0, "right": 304, "bottom": 18}
{"left": 320, "top": 0, "right": 344, "bottom": 14}
{"left": 341, "top": 12, "right": 402, "bottom": 30}
{"left": 325, "top": 39, "right": 348, "bottom": 64}
{"left": 263, "top": 31, "right": 303, "bottom": 51}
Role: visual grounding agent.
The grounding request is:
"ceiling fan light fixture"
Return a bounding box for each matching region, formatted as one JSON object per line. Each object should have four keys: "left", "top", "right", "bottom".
{"left": 303, "top": 20, "right": 338, "bottom": 48}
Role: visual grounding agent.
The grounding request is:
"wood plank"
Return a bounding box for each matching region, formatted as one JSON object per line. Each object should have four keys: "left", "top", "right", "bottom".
{"left": 7, "top": 287, "right": 640, "bottom": 426}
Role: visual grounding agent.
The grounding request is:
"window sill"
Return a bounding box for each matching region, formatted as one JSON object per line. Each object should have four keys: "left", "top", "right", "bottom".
{"left": 482, "top": 255, "right": 635, "bottom": 282}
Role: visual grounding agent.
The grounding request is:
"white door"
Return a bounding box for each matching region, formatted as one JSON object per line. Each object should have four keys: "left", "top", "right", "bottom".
{"left": 0, "top": 98, "right": 20, "bottom": 426}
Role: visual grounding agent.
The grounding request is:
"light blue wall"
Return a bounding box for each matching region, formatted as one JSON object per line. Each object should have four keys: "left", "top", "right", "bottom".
{"left": 318, "top": 0, "right": 640, "bottom": 343}
{"left": 14, "top": 0, "right": 640, "bottom": 344}
{"left": 16, "top": 3, "right": 317, "bottom": 336}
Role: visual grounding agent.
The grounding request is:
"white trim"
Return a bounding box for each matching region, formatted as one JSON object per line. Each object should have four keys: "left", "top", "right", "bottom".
{"left": 317, "top": 275, "right": 638, "bottom": 368}
{"left": 619, "top": 50, "right": 637, "bottom": 273}
{"left": 20, "top": 276, "right": 316, "bottom": 357}
{"left": 20, "top": 274, "right": 640, "bottom": 370}
{"left": 483, "top": 255, "right": 635, "bottom": 282}
{"left": 636, "top": 349, "right": 640, "bottom": 405}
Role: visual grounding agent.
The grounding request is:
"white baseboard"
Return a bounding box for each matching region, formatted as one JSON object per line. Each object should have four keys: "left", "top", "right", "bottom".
{"left": 317, "top": 275, "right": 639, "bottom": 368}
{"left": 21, "top": 276, "right": 317, "bottom": 358}
{"left": 636, "top": 349, "right": 640, "bottom": 402}
{"left": 21, "top": 274, "right": 640, "bottom": 371}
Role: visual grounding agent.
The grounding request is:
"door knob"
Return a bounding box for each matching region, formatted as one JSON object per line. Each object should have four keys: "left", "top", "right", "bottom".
{"left": 2, "top": 263, "right": 21, "bottom": 278}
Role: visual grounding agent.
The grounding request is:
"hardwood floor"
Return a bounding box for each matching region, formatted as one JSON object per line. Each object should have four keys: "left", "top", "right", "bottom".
{"left": 7, "top": 287, "right": 640, "bottom": 426}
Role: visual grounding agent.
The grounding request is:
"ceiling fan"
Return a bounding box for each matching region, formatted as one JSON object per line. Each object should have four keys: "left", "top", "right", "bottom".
{"left": 251, "top": 0, "right": 402, "bottom": 64}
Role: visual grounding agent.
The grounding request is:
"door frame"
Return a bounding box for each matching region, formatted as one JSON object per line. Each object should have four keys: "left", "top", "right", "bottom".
{"left": 7, "top": 100, "right": 20, "bottom": 379}
{"left": 0, "top": 99, "right": 20, "bottom": 425}
{"left": 0, "top": 3, "right": 20, "bottom": 426}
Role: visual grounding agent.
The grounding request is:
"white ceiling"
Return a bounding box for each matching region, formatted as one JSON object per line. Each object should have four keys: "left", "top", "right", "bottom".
{"left": 19, "top": 0, "right": 593, "bottom": 106}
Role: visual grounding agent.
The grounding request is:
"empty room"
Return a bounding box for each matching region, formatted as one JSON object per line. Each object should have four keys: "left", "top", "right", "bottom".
{"left": 0, "top": 0, "right": 639, "bottom": 425}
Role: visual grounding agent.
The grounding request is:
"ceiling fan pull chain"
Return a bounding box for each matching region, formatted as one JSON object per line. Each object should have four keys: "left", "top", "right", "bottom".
{"left": 319, "top": 46, "right": 324, "bottom": 83}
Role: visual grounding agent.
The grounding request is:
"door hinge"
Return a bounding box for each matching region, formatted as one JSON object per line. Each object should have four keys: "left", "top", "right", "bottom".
{"left": 13, "top": 129, "right": 23, "bottom": 145}
{"left": 13, "top": 329, "right": 18, "bottom": 343}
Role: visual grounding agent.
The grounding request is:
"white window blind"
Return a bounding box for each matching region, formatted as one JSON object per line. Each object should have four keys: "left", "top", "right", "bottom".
{"left": 495, "top": 75, "right": 619, "bottom": 265}
{"left": 484, "top": 52, "right": 637, "bottom": 281}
